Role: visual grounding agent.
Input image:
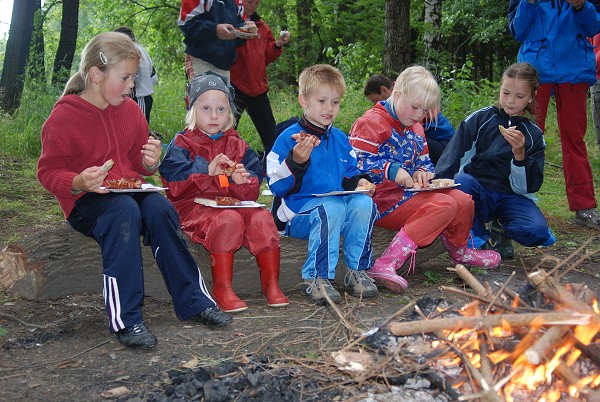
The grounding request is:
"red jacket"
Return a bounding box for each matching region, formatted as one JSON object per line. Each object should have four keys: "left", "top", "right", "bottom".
{"left": 230, "top": 14, "right": 282, "bottom": 97}
{"left": 38, "top": 95, "right": 150, "bottom": 218}
{"left": 159, "top": 128, "right": 261, "bottom": 219}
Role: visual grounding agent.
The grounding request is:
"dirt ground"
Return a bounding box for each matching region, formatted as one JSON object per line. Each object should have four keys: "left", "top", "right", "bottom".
{"left": 1, "top": 156, "right": 599, "bottom": 401}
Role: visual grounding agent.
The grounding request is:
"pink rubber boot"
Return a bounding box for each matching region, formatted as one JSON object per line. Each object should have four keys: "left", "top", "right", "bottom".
{"left": 367, "top": 228, "right": 416, "bottom": 293}
{"left": 440, "top": 233, "right": 501, "bottom": 269}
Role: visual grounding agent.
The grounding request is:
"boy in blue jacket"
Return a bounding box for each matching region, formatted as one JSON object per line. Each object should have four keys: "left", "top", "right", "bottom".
{"left": 266, "top": 64, "right": 379, "bottom": 304}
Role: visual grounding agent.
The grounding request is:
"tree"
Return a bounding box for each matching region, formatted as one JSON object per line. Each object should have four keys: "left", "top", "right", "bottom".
{"left": 0, "top": 0, "right": 38, "bottom": 114}
{"left": 52, "top": 0, "right": 79, "bottom": 87}
{"left": 296, "top": 0, "right": 314, "bottom": 73}
{"left": 383, "top": 0, "right": 411, "bottom": 78}
{"left": 423, "top": 0, "right": 442, "bottom": 69}
{"left": 28, "top": 0, "right": 45, "bottom": 82}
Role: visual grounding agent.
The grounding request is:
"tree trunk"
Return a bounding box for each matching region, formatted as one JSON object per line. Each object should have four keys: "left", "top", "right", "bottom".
{"left": 51, "top": 0, "right": 79, "bottom": 87}
{"left": 0, "top": 0, "right": 37, "bottom": 114}
{"left": 0, "top": 224, "right": 444, "bottom": 301}
{"left": 28, "top": 0, "right": 45, "bottom": 82}
{"left": 383, "top": 0, "right": 411, "bottom": 78}
{"left": 296, "top": 0, "right": 314, "bottom": 73}
{"left": 423, "top": 0, "right": 442, "bottom": 69}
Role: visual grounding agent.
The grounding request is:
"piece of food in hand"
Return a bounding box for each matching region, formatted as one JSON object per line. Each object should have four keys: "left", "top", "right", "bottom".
{"left": 215, "top": 196, "right": 242, "bottom": 206}
{"left": 356, "top": 182, "right": 376, "bottom": 191}
{"left": 221, "top": 161, "right": 237, "bottom": 176}
{"left": 239, "top": 24, "right": 258, "bottom": 34}
{"left": 100, "top": 159, "right": 114, "bottom": 173}
{"left": 105, "top": 178, "right": 143, "bottom": 189}
{"left": 498, "top": 125, "right": 516, "bottom": 135}
{"left": 431, "top": 178, "right": 455, "bottom": 187}
{"left": 291, "top": 131, "right": 319, "bottom": 143}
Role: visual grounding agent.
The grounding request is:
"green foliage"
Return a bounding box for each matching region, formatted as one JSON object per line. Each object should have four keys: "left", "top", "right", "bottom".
{"left": 0, "top": 78, "right": 60, "bottom": 156}
{"left": 325, "top": 41, "right": 383, "bottom": 88}
{"left": 438, "top": 60, "right": 497, "bottom": 128}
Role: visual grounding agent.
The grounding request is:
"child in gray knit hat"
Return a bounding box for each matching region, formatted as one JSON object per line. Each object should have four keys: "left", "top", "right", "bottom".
{"left": 159, "top": 71, "right": 289, "bottom": 313}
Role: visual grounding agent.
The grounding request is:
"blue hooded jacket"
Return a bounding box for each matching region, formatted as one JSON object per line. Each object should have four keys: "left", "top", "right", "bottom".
{"left": 508, "top": 0, "right": 600, "bottom": 85}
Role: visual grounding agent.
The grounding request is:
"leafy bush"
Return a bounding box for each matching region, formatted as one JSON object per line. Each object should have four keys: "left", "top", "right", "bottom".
{"left": 438, "top": 60, "right": 497, "bottom": 128}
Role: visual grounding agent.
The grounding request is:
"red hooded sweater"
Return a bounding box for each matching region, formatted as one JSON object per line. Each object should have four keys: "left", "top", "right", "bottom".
{"left": 37, "top": 95, "right": 151, "bottom": 218}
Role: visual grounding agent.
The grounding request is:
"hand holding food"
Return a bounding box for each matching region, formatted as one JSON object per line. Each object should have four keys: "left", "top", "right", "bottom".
{"left": 72, "top": 166, "right": 110, "bottom": 194}
{"left": 230, "top": 163, "right": 251, "bottom": 184}
{"left": 412, "top": 170, "right": 434, "bottom": 188}
{"left": 291, "top": 131, "right": 320, "bottom": 164}
{"left": 394, "top": 168, "right": 414, "bottom": 188}
{"left": 499, "top": 124, "right": 526, "bottom": 161}
{"left": 209, "top": 153, "right": 235, "bottom": 176}
{"left": 276, "top": 30, "right": 290, "bottom": 47}
{"left": 141, "top": 136, "right": 161, "bottom": 169}
{"left": 356, "top": 180, "right": 376, "bottom": 197}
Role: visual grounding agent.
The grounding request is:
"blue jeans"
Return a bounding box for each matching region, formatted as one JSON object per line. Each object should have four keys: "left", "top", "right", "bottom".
{"left": 288, "top": 194, "right": 377, "bottom": 280}
{"left": 455, "top": 173, "right": 551, "bottom": 247}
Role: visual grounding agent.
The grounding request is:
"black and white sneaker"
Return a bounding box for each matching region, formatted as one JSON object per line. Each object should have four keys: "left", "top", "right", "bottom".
{"left": 575, "top": 208, "right": 600, "bottom": 228}
{"left": 190, "top": 306, "right": 233, "bottom": 327}
{"left": 115, "top": 321, "right": 157, "bottom": 348}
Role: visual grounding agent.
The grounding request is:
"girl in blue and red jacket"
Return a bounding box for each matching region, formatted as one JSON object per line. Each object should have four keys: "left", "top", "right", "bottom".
{"left": 350, "top": 66, "right": 501, "bottom": 294}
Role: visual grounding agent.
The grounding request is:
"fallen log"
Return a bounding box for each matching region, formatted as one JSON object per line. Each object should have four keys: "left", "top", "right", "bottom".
{"left": 388, "top": 311, "right": 591, "bottom": 337}
{"left": 0, "top": 223, "right": 445, "bottom": 301}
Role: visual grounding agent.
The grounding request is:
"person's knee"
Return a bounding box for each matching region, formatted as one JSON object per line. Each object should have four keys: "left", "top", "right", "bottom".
{"left": 509, "top": 222, "right": 549, "bottom": 247}
{"left": 454, "top": 173, "right": 477, "bottom": 189}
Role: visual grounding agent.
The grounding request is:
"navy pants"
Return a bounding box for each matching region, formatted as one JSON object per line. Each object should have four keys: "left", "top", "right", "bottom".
{"left": 455, "top": 173, "right": 551, "bottom": 247}
{"left": 233, "top": 88, "right": 277, "bottom": 157}
{"left": 68, "top": 192, "right": 215, "bottom": 333}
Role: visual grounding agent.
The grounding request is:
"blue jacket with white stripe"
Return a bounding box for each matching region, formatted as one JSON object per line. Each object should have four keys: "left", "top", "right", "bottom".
{"left": 435, "top": 105, "right": 545, "bottom": 195}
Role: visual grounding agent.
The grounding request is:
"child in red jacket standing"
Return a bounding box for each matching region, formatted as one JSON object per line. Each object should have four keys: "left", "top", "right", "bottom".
{"left": 230, "top": 0, "right": 290, "bottom": 163}
{"left": 160, "top": 72, "right": 288, "bottom": 313}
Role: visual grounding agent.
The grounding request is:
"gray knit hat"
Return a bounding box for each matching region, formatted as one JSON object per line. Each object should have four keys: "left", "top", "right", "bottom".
{"left": 187, "top": 71, "right": 236, "bottom": 113}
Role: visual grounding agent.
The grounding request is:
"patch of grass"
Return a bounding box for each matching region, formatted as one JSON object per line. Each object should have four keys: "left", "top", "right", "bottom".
{"left": 0, "top": 155, "right": 63, "bottom": 247}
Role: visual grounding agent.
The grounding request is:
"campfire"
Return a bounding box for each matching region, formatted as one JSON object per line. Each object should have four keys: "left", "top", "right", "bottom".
{"left": 329, "top": 239, "right": 600, "bottom": 401}
{"left": 322, "top": 242, "right": 600, "bottom": 402}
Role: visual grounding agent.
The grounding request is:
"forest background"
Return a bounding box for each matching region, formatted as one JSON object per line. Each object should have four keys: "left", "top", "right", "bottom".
{"left": 0, "top": 0, "right": 597, "bottom": 235}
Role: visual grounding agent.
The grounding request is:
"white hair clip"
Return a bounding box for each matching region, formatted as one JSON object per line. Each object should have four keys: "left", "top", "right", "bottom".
{"left": 99, "top": 52, "right": 108, "bottom": 65}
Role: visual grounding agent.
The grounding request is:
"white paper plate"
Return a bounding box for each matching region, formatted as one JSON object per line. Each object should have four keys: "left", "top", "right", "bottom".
{"left": 194, "top": 198, "right": 265, "bottom": 208}
{"left": 100, "top": 183, "right": 168, "bottom": 193}
{"left": 404, "top": 183, "right": 461, "bottom": 192}
{"left": 312, "top": 189, "right": 370, "bottom": 197}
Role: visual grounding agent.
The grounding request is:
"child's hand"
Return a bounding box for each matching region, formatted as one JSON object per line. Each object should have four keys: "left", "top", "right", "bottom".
{"left": 291, "top": 133, "right": 319, "bottom": 164}
{"left": 142, "top": 136, "right": 162, "bottom": 168}
{"left": 394, "top": 168, "right": 414, "bottom": 188}
{"left": 413, "top": 171, "right": 434, "bottom": 188}
{"left": 217, "top": 24, "right": 236, "bottom": 40}
{"left": 208, "top": 153, "right": 235, "bottom": 176}
{"left": 276, "top": 30, "right": 290, "bottom": 47}
{"left": 72, "top": 166, "right": 110, "bottom": 194}
{"left": 231, "top": 163, "right": 251, "bottom": 184}
{"left": 356, "top": 178, "right": 376, "bottom": 197}
{"left": 500, "top": 127, "right": 526, "bottom": 161}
